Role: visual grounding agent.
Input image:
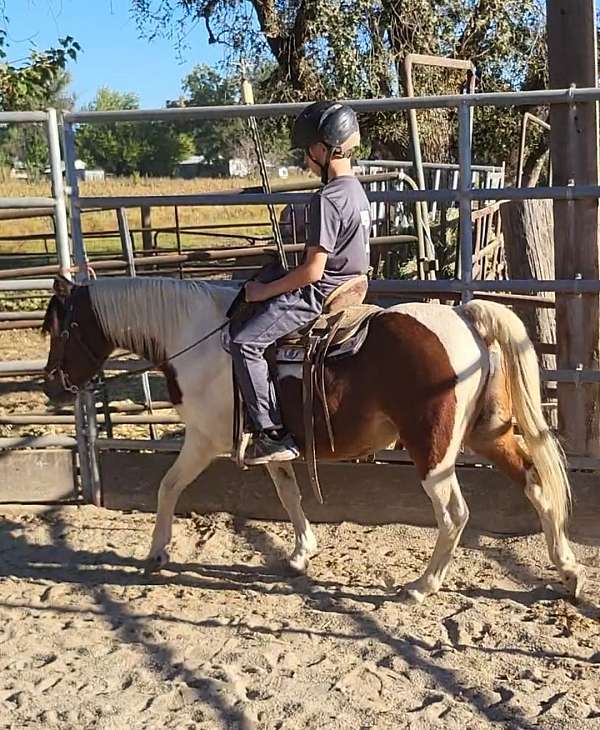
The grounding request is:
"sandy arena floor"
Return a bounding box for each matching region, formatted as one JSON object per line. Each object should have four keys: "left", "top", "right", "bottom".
{"left": 0, "top": 505, "right": 598, "bottom": 730}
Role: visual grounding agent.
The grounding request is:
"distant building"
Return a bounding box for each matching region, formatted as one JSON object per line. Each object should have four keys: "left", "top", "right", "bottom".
{"left": 175, "top": 155, "right": 230, "bottom": 178}
{"left": 229, "top": 158, "right": 250, "bottom": 178}
{"left": 43, "top": 159, "right": 105, "bottom": 182}
{"left": 9, "top": 161, "right": 28, "bottom": 180}
{"left": 81, "top": 168, "right": 105, "bottom": 182}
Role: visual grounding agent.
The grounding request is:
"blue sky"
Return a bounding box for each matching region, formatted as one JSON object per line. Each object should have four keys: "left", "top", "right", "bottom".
{"left": 3, "top": 0, "right": 224, "bottom": 108}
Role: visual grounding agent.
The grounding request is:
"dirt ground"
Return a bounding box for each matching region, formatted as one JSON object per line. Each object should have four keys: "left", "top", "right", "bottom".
{"left": 0, "top": 505, "right": 598, "bottom": 730}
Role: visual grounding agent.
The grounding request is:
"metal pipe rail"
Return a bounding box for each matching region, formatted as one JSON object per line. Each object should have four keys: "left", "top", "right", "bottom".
{"left": 0, "top": 311, "right": 45, "bottom": 320}
{"left": 0, "top": 320, "right": 43, "bottom": 330}
{"left": 0, "top": 435, "right": 78, "bottom": 449}
{"left": 0, "top": 236, "right": 415, "bottom": 280}
{"left": 75, "top": 183, "right": 600, "bottom": 212}
{"left": 0, "top": 197, "right": 56, "bottom": 209}
{"left": 0, "top": 358, "right": 151, "bottom": 377}
{"left": 0, "top": 111, "right": 49, "bottom": 123}
{"left": 0, "top": 279, "right": 55, "bottom": 291}
{"left": 63, "top": 86, "right": 600, "bottom": 124}
{"left": 368, "top": 278, "right": 600, "bottom": 295}
{"left": 0, "top": 413, "right": 180, "bottom": 425}
{"left": 358, "top": 159, "right": 504, "bottom": 174}
{"left": 0, "top": 208, "right": 55, "bottom": 221}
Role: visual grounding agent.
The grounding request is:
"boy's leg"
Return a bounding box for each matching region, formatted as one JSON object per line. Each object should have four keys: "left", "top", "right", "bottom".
{"left": 230, "top": 288, "right": 323, "bottom": 463}
{"left": 230, "top": 338, "right": 281, "bottom": 432}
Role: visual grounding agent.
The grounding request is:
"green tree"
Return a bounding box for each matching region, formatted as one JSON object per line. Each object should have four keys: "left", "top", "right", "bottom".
{"left": 0, "top": 9, "right": 79, "bottom": 175}
{"left": 178, "top": 64, "right": 243, "bottom": 165}
{"left": 75, "top": 88, "right": 144, "bottom": 175}
{"left": 0, "top": 18, "right": 79, "bottom": 111}
{"left": 76, "top": 87, "right": 194, "bottom": 176}
{"left": 0, "top": 71, "right": 74, "bottom": 176}
{"left": 138, "top": 121, "right": 195, "bottom": 175}
{"left": 176, "top": 63, "right": 292, "bottom": 167}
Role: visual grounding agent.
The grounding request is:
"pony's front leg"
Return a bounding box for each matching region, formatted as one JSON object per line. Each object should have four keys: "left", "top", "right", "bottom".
{"left": 403, "top": 467, "right": 469, "bottom": 603}
{"left": 145, "top": 429, "right": 217, "bottom": 574}
{"left": 266, "top": 462, "right": 317, "bottom": 573}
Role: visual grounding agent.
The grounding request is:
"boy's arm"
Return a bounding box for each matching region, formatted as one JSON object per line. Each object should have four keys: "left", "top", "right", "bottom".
{"left": 245, "top": 247, "right": 328, "bottom": 302}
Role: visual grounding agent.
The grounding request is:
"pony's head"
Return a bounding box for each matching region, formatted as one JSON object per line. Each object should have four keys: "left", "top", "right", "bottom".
{"left": 42, "top": 276, "right": 112, "bottom": 405}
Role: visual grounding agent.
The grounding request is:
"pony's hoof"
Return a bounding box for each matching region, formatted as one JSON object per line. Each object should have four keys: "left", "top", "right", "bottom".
{"left": 288, "top": 554, "right": 310, "bottom": 575}
{"left": 400, "top": 579, "right": 438, "bottom": 604}
{"left": 564, "top": 566, "right": 586, "bottom": 600}
{"left": 144, "top": 550, "right": 169, "bottom": 576}
{"left": 400, "top": 587, "right": 426, "bottom": 605}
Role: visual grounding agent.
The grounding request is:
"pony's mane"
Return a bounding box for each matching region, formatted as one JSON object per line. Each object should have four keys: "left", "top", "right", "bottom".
{"left": 88, "top": 277, "right": 230, "bottom": 360}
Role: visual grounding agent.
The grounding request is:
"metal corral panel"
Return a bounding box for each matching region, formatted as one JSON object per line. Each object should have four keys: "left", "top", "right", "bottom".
{"left": 99, "top": 454, "right": 600, "bottom": 541}
{"left": 0, "top": 449, "right": 77, "bottom": 503}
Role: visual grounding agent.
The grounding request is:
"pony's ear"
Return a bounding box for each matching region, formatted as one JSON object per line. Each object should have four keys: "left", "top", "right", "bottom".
{"left": 53, "top": 275, "right": 75, "bottom": 300}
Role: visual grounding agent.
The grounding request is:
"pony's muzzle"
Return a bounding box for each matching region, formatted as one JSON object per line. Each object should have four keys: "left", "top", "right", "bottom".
{"left": 43, "top": 372, "right": 76, "bottom": 406}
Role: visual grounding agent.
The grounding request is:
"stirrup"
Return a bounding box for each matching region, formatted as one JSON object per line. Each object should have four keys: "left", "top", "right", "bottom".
{"left": 234, "top": 431, "right": 252, "bottom": 470}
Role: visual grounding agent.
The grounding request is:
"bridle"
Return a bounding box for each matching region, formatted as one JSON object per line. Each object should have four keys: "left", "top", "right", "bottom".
{"left": 44, "top": 296, "right": 105, "bottom": 395}
{"left": 44, "top": 289, "right": 231, "bottom": 395}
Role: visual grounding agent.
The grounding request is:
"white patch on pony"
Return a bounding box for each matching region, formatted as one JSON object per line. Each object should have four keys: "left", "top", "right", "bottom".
{"left": 388, "top": 302, "right": 489, "bottom": 463}
{"left": 88, "top": 277, "right": 237, "bottom": 454}
{"left": 390, "top": 303, "right": 489, "bottom": 602}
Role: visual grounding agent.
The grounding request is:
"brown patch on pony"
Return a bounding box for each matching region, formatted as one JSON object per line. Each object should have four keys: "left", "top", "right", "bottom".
{"left": 279, "top": 311, "right": 458, "bottom": 479}
{"left": 466, "top": 345, "right": 532, "bottom": 486}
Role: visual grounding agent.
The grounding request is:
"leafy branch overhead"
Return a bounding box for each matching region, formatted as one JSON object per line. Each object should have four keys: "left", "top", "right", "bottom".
{"left": 0, "top": 30, "right": 81, "bottom": 111}
{"left": 131, "top": 0, "right": 548, "bottom": 173}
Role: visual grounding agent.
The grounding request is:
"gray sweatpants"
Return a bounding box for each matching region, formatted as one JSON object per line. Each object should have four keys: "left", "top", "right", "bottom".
{"left": 230, "top": 285, "right": 324, "bottom": 432}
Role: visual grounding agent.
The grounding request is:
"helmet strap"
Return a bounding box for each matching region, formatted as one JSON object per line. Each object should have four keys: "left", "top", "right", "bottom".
{"left": 307, "top": 145, "right": 334, "bottom": 184}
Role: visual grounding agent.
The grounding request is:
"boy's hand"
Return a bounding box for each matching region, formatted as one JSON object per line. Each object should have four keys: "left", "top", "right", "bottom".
{"left": 245, "top": 280, "right": 270, "bottom": 303}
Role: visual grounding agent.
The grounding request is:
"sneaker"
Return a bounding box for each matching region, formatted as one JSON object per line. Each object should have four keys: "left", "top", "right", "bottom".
{"left": 244, "top": 431, "right": 300, "bottom": 465}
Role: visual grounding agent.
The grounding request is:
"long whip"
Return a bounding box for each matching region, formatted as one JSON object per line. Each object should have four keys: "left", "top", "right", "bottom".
{"left": 241, "top": 72, "right": 289, "bottom": 271}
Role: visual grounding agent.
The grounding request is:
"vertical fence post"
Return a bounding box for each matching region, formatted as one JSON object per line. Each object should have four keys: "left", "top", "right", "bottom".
{"left": 46, "top": 108, "right": 71, "bottom": 275}
{"left": 63, "top": 120, "right": 102, "bottom": 506}
{"left": 547, "top": 0, "right": 600, "bottom": 456}
{"left": 141, "top": 206, "right": 153, "bottom": 251}
{"left": 458, "top": 100, "right": 473, "bottom": 302}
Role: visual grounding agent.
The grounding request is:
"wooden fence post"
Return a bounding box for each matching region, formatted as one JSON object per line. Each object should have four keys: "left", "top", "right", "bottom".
{"left": 547, "top": 0, "right": 600, "bottom": 455}
{"left": 141, "top": 206, "right": 153, "bottom": 251}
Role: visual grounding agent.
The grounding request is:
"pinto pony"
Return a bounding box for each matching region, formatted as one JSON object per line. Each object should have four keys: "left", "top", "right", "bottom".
{"left": 42, "top": 277, "right": 584, "bottom": 602}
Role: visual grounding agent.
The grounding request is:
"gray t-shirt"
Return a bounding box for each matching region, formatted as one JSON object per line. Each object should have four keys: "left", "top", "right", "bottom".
{"left": 305, "top": 175, "right": 371, "bottom": 295}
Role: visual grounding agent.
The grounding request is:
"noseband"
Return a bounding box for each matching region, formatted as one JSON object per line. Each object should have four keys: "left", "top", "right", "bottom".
{"left": 45, "top": 297, "right": 103, "bottom": 394}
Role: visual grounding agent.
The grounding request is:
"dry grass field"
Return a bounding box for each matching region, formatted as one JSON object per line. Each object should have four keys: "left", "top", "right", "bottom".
{"left": 0, "top": 174, "right": 309, "bottom": 254}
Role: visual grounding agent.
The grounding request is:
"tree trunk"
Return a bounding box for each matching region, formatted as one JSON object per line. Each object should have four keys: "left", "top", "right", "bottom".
{"left": 500, "top": 200, "right": 556, "bottom": 422}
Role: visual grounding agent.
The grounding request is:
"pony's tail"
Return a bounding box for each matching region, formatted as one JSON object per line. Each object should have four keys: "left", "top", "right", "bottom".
{"left": 460, "top": 299, "right": 571, "bottom": 530}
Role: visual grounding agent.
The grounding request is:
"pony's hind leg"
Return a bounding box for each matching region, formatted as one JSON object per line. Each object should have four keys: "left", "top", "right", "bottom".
{"left": 145, "top": 428, "right": 217, "bottom": 574}
{"left": 266, "top": 462, "right": 317, "bottom": 573}
{"left": 404, "top": 463, "right": 470, "bottom": 604}
{"left": 468, "top": 430, "right": 584, "bottom": 598}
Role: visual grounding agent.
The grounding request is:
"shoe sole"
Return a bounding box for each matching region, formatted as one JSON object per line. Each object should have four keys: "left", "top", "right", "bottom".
{"left": 245, "top": 450, "right": 299, "bottom": 466}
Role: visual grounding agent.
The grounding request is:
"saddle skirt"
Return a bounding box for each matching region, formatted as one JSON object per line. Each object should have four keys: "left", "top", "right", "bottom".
{"left": 275, "top": 303, "right": 382, "bottom": 364}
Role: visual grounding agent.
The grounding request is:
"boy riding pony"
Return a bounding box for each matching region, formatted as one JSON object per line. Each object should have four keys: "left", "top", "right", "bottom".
{"left": 230, "top": 100, "right": 372, "bottom": 465}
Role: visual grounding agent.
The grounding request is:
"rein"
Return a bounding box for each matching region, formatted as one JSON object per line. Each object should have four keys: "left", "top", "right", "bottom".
{"left": 103, "top": 318, "right": 230, "bottom": 387}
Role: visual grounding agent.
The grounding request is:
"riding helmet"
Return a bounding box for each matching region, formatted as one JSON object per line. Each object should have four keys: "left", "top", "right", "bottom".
{"left": 291, "top": 101, "right": 360, "bottom": 155}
